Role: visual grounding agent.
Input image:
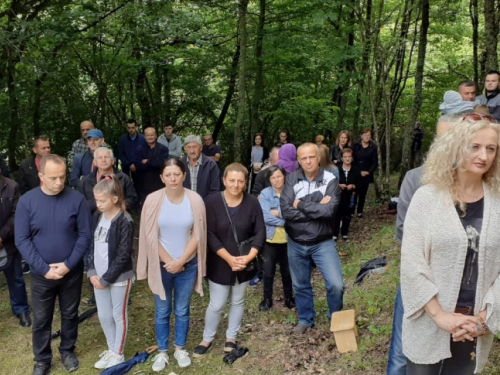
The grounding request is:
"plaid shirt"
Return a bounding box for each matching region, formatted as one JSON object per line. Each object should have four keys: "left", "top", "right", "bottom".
{"left": 187, "top": 155, "right": 203, "bottom": 193}
{"left": 69, "top": 138, "right": 109, "bottom": 163}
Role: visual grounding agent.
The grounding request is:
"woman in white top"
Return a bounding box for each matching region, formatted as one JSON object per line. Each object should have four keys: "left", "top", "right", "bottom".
{"left": 138, "top": 158, "right": 207, "bottom": 371}
{"left": 401, "top": 116, "right": 500, "bottom": 374}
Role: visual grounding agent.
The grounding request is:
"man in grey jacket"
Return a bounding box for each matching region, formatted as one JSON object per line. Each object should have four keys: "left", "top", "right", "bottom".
{"left": 158, "top": 124, "right": 182, "bottom": 158}
{"left": 477, "top": 70, "right": 500, "bottom": 121}
{"left": 387, "top": 114, "right": 461, "bottom": 375}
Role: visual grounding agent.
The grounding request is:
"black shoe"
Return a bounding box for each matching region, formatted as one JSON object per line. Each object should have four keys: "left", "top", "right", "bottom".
{"left": 193, "top": 342, "right": 212, "bottom": 358}
{"left": 258, "top": 299, "right": 273, "bottom": 311}
{"left": 284, "top": 297, "right": 296, "bottom": 309}
{"left": 61, "top": 352, "right": 79, "bottom": 372}
{"left": 224, "top": 341, "right": 238, "bottom": 353}
{"left": 32, "top": 362, "right": 50, "bottom": 375}
{"left": 17, "top": 311, "right": 32, "bottom": 327}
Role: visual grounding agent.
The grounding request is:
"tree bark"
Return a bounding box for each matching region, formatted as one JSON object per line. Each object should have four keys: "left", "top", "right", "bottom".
{"left": 470, "top": 0, "right": 479, "bottom": 86}
{"left": 234, "top": 0, "right": 249, "bottom": 163}
{"left": 250, "top": 0, "right": 266, "bottom": 135}
{"left": 400, "top": 0, "right": 429, "bottom": 186}
{"left": 484, "top": 0, "right": 499, "bottom": 73}
{"left": 213, "top": 43, "right": 240, "bottom": 142}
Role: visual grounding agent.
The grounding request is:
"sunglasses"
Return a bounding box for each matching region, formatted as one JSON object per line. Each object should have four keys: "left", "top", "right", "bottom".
{"left": 462, "top": 113, "right": 497, "bottom": 123}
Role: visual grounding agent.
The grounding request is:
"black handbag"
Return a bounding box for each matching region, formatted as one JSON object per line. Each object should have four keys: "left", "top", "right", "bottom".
{"left": 221, "top": 193, "right": 257, "bottom": 272}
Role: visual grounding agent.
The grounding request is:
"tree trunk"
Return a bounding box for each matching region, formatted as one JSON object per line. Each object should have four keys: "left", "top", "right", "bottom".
{"left": 234, "top": 0, "right": 249, "bottom": 163}
{"left": 400, "top": 0, "right": 429, "bottom": 186}
{"left": 470, "top": 0, "right": 479, "bottom": 86}
{"left": 135, "top": 51, "right": 152, "bottom": 128}
{"left": 250, "top": 0, "right": 265, "bottom": 134}
{"left": 484, "top": 0, "right": 499, "bottom": 73}
{"left": 213, "top": 44, "right": 240, "bottom": 142}
{"left": 353, "top": 0, "right": 373, "bottom": 140}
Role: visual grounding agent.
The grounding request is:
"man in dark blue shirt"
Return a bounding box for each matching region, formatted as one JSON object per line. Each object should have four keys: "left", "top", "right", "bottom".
{"left": 15, "top": 154, "right": 91, "bottom": 375}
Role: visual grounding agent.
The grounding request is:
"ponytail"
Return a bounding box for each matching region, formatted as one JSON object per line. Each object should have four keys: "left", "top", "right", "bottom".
{"left": 94, "top": 174, "right": 126, "bottom": 212}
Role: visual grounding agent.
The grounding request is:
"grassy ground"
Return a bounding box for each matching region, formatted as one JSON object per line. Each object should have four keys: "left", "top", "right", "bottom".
{"left": 1, "top": 190, "right": 500, "bottom": 374}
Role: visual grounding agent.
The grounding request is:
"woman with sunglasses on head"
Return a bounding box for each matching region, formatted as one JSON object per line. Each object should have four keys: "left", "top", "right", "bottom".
{"left": 401, "top": 119, "right": 500, "bottom": 374}
{"left": 352, "top": 128, "right": 378, "bottom": 218}
{"left": 193, "top": 163, "right": 265, "bottom": 358}
{"left": 137, "top": 158, "right": 207, "bottom": 371}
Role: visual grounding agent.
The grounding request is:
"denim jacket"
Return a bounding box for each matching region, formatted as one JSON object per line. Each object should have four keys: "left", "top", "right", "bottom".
{"left": 259, "top": 186, "right": 286, "bottom": 240}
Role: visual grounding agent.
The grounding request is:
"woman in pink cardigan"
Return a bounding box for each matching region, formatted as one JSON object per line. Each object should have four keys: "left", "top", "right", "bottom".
{"left": 137, "top": 158, "right": 207, "bottom": 371}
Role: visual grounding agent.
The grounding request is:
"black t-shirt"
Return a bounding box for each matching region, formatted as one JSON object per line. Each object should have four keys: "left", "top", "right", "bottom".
{"left": 456, "top": 198, "right": 483, "bottom": 307}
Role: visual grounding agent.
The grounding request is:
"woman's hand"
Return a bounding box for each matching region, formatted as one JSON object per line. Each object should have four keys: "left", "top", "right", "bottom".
{"left": 165, "top": 260, "right": 185, "bottom": 274}
{"left": 90, "top": 275, "right": 105, "bottom": 290}
{"left": 432, "top": 311, "right": 477, "bottom": 336}
{"left": 347, "top": 184, "right": 355, "bottom": 190}
{"left": 361, "top": 171, "right": 369, "bottom": 177}
{"left": 225, "top": 256, "right": 244, "bottom": 271}
{"left": 339, "top": 184, "right": 347, "bottom": 190}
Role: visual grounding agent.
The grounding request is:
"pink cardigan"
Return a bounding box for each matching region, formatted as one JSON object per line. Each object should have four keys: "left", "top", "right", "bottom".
{"left": 137, "top": 188, "right": 207, "bottom": 299}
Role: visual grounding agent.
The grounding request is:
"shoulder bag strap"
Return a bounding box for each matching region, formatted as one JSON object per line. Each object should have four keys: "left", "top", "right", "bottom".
{"left": 221, "top": 192, "right": 240, "bottom": 246}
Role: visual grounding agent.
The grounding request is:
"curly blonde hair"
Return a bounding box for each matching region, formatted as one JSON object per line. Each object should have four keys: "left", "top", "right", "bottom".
{"left": 422, "top": 119, "right": 500, "bottom": 210}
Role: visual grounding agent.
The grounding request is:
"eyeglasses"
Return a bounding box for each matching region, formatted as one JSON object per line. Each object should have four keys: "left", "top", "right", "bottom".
{"left": 462, "top": 113, "right": 497, "bottom": 123}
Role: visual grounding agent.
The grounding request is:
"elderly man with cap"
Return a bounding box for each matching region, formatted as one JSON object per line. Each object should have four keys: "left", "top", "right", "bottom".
{"left": 70, "top": 129, "right": 105, "bottom": 188}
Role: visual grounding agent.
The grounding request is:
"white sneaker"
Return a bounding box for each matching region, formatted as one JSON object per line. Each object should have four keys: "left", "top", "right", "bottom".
{"left": 174, "top": 349, "right": 191, "bottom": 368}
{"left": 151, "top": 352, "right": 169, "bottom": 372}
{"left": 106, "top": 352, "right": 125, "bottom": 368}
{"left": 94, "top": 350, "right": 113, "bottom": 369}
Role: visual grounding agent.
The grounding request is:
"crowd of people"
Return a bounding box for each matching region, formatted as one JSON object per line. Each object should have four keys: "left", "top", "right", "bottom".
{"left": 3, "top": 71, "right": 500, "bottom": 375}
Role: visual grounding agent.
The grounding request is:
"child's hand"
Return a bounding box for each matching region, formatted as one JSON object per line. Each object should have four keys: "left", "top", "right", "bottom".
{"left": 90, "top": 275, "right": 105, "bottom": 290}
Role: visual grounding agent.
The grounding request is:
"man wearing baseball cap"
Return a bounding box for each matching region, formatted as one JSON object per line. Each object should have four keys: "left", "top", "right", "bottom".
{"left": 70, "top": 129, "right": 105, "bottom": 188}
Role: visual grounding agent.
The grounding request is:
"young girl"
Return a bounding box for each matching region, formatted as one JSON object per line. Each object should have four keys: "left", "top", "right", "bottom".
{"left": 333, "top": 148, "right": 359, "bottom": 242}
{"left": 87, "top": 175, "right": 135, "bottom": 369}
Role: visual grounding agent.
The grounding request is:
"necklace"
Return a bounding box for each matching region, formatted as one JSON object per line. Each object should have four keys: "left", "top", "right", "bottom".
{"left": 461, "top": 189, "right": 483, "bottom": 201}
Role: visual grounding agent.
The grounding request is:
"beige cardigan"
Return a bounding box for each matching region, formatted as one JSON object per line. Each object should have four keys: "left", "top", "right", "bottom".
{"left": 401, "top": 183, "right": 500, "bottom": 373}
{"left": 137, "top": 188, "right": 207, "bottom": 299}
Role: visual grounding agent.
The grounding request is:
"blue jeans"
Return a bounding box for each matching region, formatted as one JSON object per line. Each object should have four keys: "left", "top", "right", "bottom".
{"left": 287, "top": 238, "right": 344, "bottom": 327}
{"left": 387, "top": 286, "right": 407, "bottom": 375}
{"left": 3, "top": 251, "right": 29, "bottom": 315}
{"left": 154, "top": 257, "right": 198, "bottom": 351}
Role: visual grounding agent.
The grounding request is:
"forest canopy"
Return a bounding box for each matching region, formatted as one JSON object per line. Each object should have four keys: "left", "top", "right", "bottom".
{"left": 0, "top": 0, "right": 496, "bottom": 195}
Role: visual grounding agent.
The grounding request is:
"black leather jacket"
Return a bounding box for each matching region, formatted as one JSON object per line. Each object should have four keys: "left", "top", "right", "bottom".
{"left": 87, "top": 211, "right": 135, "bottom": 287}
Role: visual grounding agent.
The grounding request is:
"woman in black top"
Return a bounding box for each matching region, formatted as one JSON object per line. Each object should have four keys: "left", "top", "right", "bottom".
{"left": 352, "top": 127, "right": 378, "bottom": 217}
{"left": 193, "top": 163, "right": 266, "bottom": 357}
{"left": 333, "top": 148, "right": 359, "bottom": 241}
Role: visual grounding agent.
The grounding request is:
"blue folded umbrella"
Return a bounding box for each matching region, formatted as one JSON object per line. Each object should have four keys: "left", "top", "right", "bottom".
{"left": 100, "top": 346, "right": 157, "bottom": 375}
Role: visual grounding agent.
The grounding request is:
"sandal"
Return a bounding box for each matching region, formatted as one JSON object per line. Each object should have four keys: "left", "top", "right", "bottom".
{"left": 193, "top": 342, "right": 212, "bottom": 358}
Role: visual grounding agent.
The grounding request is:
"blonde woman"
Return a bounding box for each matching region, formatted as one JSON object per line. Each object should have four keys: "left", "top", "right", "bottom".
{"left": 331, "top": 130, "right": 352, "bottom": 165}
{"left": 401, "top": 118, "right": 500, "bottom": 374}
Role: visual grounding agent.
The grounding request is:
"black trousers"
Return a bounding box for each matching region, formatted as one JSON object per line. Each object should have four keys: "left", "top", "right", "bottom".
{"left": 407, "top": 338, "right": 476, "bottom": 375}
{"left": 262, "top": 242, "right": 293, "bottom": 300}
{"left": 354, "top": 182, "right": 370, "bottom": 214}
{"left": 31, "top": 262, "right": 83, "bottom": 363}
{"left": 333, "top": 194, "right": 353, "bottom": 237}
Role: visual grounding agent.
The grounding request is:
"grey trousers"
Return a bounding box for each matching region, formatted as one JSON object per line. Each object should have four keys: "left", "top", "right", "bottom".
{"left": 94, "top": 279, "right": 132, "bottom": 355}
{"left": 202, "top": 280, "right": 248, "bottom": 342}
